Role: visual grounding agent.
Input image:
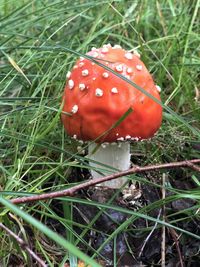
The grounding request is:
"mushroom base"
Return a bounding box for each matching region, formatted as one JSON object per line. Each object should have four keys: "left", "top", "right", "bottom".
{"left": 88, "top": 142, "right": 130, "bottom": 189}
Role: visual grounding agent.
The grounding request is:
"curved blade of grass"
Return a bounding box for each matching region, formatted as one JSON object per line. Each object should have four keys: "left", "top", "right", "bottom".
{"left": 0, "top": 197, "right": 101, "bottom": 267}
{"left": 1, "top": 50, "right": 31, "bottom": 85}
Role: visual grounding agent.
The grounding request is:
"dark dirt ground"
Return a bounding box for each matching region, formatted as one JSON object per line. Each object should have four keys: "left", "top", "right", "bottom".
{"left": 54, "top": 165, "right": 200, "bottom": 267}
{"left": 6, "top": 160, "right": 200, "bottom": 267}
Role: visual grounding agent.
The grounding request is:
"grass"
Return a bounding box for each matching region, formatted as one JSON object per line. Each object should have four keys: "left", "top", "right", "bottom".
{"left": 0, "top": 0, "right": 200, "bottom": 266}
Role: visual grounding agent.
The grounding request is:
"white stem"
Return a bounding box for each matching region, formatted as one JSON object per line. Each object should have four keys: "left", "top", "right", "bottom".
{"left": 88, "top": 142, "right": 130, "bottom": 188}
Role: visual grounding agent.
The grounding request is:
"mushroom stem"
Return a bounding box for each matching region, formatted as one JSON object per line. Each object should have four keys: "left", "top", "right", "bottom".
{"left": 88, "top": 142, "right": 130, "bottom": 188}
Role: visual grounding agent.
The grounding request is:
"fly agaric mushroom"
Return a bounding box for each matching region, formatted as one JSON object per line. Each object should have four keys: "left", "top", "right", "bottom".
{"left": 61, "top": 44, "right": 162, "bottom": 188}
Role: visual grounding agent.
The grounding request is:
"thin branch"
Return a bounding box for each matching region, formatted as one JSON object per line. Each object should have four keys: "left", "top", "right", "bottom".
{"left": 168, "top": 226, "right": 184, "bottom": 267}
{"left": 0, "top": 222, "right": 47, "bottom": 267}
{"left": 186, "top": 161, "right": 200, "bottom": 172}
{"left": 7, "top": 158, "right": 200, "bottom": 205}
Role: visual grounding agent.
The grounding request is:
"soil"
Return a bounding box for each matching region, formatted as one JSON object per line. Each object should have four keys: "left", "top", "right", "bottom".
{"left": 6, "top": 163, "right": 200, "bottom": 267}
{"left": 66, "top": 166, "right": 200, "bottom": 266}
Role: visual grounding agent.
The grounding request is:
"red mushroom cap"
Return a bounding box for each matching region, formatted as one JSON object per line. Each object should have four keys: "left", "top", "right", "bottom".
{"left": 61, "top": 45, "right": 162, "bottom": 143}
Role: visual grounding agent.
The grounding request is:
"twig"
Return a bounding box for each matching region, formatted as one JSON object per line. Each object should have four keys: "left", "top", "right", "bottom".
{"left": 186, "top": 161, "right": 200, "bottom": 172}
{"left": 168, "top": 227, "right": 184, "bottom": 267}
{"left": 0, "top": 222, "right": 47, "bottom": 267}
{"left": 6, "top": 158, "right": 200, "bottom": 205}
